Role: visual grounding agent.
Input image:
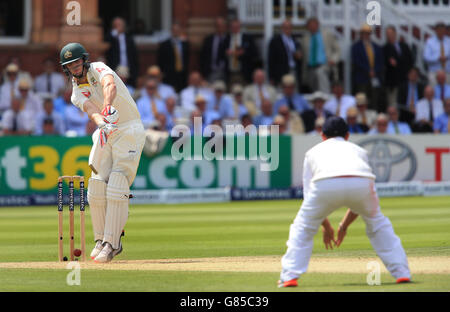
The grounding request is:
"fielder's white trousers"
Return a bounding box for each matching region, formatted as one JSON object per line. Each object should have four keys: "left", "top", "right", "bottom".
{"left": 280, "top": 177, "right": 411, "bottom": 281}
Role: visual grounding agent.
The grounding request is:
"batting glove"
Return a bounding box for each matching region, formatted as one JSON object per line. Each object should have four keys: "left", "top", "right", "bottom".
{"left": 101, "top": 105, "right": 119, "bottom": 124}
{"left": 98, "top": 121, "right": 118, "bottom": 147}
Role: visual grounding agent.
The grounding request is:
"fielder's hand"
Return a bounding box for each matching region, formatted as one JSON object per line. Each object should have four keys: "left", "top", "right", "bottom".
{"left": 102, "top": 105, "right": 119, "bottom": 124}
{"left": 336, "top": 224, "right": 347, "bottom": 247}
{"left": 322, "top": 226, "right": 336, "bottom": 250}
{"left": 98, "top": 121, "right": 118, "bottom": 147}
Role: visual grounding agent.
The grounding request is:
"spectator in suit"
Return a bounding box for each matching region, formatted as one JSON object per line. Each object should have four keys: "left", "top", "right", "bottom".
{"left": 34, "top": 97, "right": 65, "bottom": 136}
{"left": 105, "top": 17, "right": 139, "bottom": 86}
{"left": 273, "top": 74, "right": 310, "bottom": 115}
{"left": 157, "top": 22, "right": 190, "bottom": 92}
{"left": 383, "top": 26, "right": 414, "bottom": 107}
{"left": 346, "top": 107, "right": 368, "bottom": 134}
{"left": 434, "top": 70, "right": 450, "bottom": 102}
{"left": 268, "top": 19, "right": 302, "bottom": 87}
{"left": 368, "top": 113, "right": 389, "bottom": 135}
{"left": 34, "top": 58, "right": 66, "bottom": 98}
{"left": 355, "top": 92, "right": 377, "bottom": 129}
{"left": 225, "top": 19, "right": 258, "bottom": 86}
{"left": 242, "top": 69, "right": 277, "bottom": 117}
{"left": 1, "top": 97, "right": 34, "bottom": 135}
{"left": 0, "top": 63, "right": 20, "bottom": 116}
{"left": 137, "top": 79, "right": 167, "bottom": 129}
{"left": 278, "top": 104, "right": 305, "bottom": 134}
{"left": 301, "top": 91, "right": 333, "bottom": 132}
{"left": 180, "top": 71, "right": 214, "bottom": 113}
{"left": 413, "top": 85, "right": 444, "bottom": 132}
{"left": 253, "top": 98, "right": 275, "bottom": 126}
{"left": 301, "top": 17, "right": 341, "bottom": 93}
{"left": 144, "top": 66, "right": 177, "bottom": 102}
{"left": 386, "top": 106, "right": 412, "bottom": 135}
{"left": 200, "top": 17, "right": 228, "bottom": 83}
{"left": 434, "top": 97, "right": 450, "bottom": 133}
{"left": 210, "top": 80, "right": 235, "bottom": 120}
{"left": 423, "top": 22, "right": 450, "bottom": 85}
{"left": 324, "top": 81, "right": 356, "bottom": 119}
{"left": 397, "top": 67, "right": 425, "bottom": 124}
{"left": 230, "top": 84, "right": 249, "bottom": 119}
{"left": 351, "top": 24, "right": 385, "bottom": 112}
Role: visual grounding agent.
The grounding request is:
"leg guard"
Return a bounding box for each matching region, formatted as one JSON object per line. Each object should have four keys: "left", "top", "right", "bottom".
{"left": 87, "top": 178, "right": 107, "bottom": 242}
{"left": 103, "top": 172, "right": 130, "bottom": 249}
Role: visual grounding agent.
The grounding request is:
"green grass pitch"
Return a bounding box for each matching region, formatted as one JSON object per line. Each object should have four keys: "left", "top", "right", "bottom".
{"left": 0, "top": 196, "right": 449, "bottom": 292}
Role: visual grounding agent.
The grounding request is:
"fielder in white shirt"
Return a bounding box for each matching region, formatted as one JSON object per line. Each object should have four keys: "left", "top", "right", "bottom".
{"left": 278, "top": 116, "right": 411, "bottom": 287}
{"left": 60, "top": 42, "right": 145, "bottom": 263}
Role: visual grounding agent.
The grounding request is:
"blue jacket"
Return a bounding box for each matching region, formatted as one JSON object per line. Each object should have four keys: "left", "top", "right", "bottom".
{"left": 351, "top": 40, "right": 383, "bottom": 85}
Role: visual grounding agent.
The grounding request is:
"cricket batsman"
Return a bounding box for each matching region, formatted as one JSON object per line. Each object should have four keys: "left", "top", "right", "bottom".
{"left": 60, "top": 43, "right": 145, "bottom": 263}
{"left": 278, "top": 116, "right": 411, "bottom": 287}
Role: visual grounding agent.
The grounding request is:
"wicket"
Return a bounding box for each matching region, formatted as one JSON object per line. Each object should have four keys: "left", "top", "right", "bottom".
{"left": 58, "top": 175, "right": 86, "bottom": 262}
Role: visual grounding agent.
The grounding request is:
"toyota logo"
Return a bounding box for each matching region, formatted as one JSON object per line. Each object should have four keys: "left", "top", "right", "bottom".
{"left": 357, "top": 138, "right": 417, "bottom": 182}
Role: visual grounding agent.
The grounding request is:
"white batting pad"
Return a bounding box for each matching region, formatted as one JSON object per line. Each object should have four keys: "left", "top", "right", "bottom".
{"left": 87, "top": 178, "right": 107, "bottom": 242}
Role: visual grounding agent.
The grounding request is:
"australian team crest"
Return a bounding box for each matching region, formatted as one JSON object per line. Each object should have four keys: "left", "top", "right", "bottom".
{"left": 64, "top": 50, "right": 72, "bottom": 59}
{"left": 90, "top": 77, "right": 98, "bottom": 86}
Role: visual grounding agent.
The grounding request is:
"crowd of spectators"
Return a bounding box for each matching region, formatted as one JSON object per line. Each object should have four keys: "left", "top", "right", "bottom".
{"left": 1, "top": 17, "right": 450, "bottom": 138}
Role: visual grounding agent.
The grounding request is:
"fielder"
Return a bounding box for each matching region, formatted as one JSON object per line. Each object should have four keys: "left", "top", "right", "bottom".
{"left": 278, "top": 116, "right": 411, "bottom": 287}
{"left": 60, "top": 43, "right": 145, "bottom": 263}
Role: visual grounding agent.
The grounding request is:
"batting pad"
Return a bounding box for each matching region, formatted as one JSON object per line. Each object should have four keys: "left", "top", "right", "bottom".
{"left": 87, "top": 178, "right": 107, "bottom": 242}
{"left": 104, "top": 172, "right": 130, "bottom": 249}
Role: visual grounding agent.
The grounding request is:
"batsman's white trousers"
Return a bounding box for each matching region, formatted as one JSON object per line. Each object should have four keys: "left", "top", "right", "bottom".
{"left": 280, "top": 177, "right": 411, "bottom": 281}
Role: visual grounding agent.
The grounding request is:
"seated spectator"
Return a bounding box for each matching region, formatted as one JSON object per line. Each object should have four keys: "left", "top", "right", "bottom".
{"left": 272, "top": 115, "right": 287, "bottom": 135}
{"left": 386, "top": 106, "right": 412, "bottom": 134}
{"left": 278, "top": 105, "right": 305, "bottom": 134}
{"left": 115, "top": 65, "right": 136, "bottom": 97}
{"left": 2, "top": 57, "right": 33, "bottom": 87}
{"left": 434, "top": 70, "right": 450, "bottom": 102}
{"left": 193, "top": 94, "right": 217, "bottom": 127}
{"left": 397, "top": 67, "right": 425, "bottom": 124}
{"left": 153, "top": 113, "right": 168, "bottom": 132}
{"left": 65, "top": 103, "right": 89, "bottom": 136}
{"left": 204, "top": 111, "right": 222, "bottom": 137}
{"left": 253, "top": 98, "right": 275, "bottom": 126}
{"left": 34, "top": 58, "right": 66, "bottom": 98}
{"left": 307, "top": 116, "right": 325, "bottom": 136}
{"left": 346, "top": 107, "right": 368, "bottom": 133}
{"left": 368, "top": 113, "right": 389, "bottom": 135}
{"left": 17, "top": 78, "right": 43, "bottom": 115}
{"left": 145, "top": 65, "right": 177, "bottom": 101}
{"left": 231, "top": 84, "right": 249, "bottom": 119}
{"left": 243, "top": 69, "right": 277, "bottom": 116}
{"left": 301, "top": 91, "right": 333, "bottom": 132}
{"left": 423, "top": 22, "right": 450, "bottom": 85}
{"left": 137, "top": 79, "right": 167, "bottom": 129}
{"left": 240, "top": 113, "right": 258, "bottom": 136}
{"left": 355, "top": 92, "right": 377, "bottom": 129}
{"left": 273, "top": 74, "right": 310, "bottom": 114}
{"left": 210, "top": 80, "right": 234, "bottom": 119}
{"left": 34, "top": 97, "right": 65, "bottom": 135}
{"left": 0, "top": 63, "right": 20, "bottom": 115}
{"left": 53, "top": 85, "right": 72, "bottom": 116}
{"left": 163, "top": 96, "right": 181, "bottom": 132}
{"left": 180, "top": 71, "right": 214, "bottom": 112}
{"left": 1, "top": 98, "right": 34, "bottom": 135}
{"left": 413, "top": 85, "right": 444, "bottom": 132}
{"left": 324, "top": 81, "right": 356, "bottom": 118}
{"left": 434, "top": 98, "right": 450, "bottom": 133}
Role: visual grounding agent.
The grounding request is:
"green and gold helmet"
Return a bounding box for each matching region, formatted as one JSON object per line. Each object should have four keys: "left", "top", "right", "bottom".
{"left": 59, "top": 42, "right": 89, "bottom": 66}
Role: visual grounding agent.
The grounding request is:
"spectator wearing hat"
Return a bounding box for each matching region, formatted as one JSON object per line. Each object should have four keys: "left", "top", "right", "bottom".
{"left": 397, "top": 67, "right": 425, "bottom": 124}
{"left": 434, "top": 97, "right": 450, "bottom": 133}
{"left": 16, "top": 78, "right": 43, "bottom": 116}
{"left": 34, "top": 58, "right": 66, "bottom": 98}
{"left": 190, "top": 95, "right": 217, "bottom": 132}
{"left": 157, "top": 22, "right": 190, "bottom": 92}
{"left": 355, "top": 92, "right": 377, "bottom": 129}
{"left": 253, "top": 98, "right": 275, "bottom": 127}
{"left": 301, "top": 91, "right": 333, "bottom": 132}
{"left": 346, "top": 107, "right": 367, "bottom": 134}
{"left": 368, "top": 113, "right": 389, "bottom": 135}
{"left": 423, "top": 22, "right": 450, "bottom": 85}
{"left": 278, "top": 104, "right": 305, "bottom": 134}
{"left": 268, "top": 19, "right": 303, "bottom": 86}
{"left": 324, "top": 81, "right": 356, "bottom": 119}
{"left": 142, "top": 65, "right": 177, "bottom": 102}
{"left": 180, "top": 71, "right": 214, "bottom": 112}
{"left": 1, "top": 97, "right": 34, "bottom": 135}
{"left": 0, "top": 63, "right": 21, "bottom": 115}
{"left": 383, "top": 26, "right": 414, "bottom": 107}
{"left": 230, "top": 84, "right": 249, "bottom": 119}
{"left": 137, "top": 78, "right": 167, "bottom": 129}
{"left": 413, "top": 85, "right": 444, "bottom": 133}
{"left": 210, "top": 80, "right": 235, "bottom": 119}
{"left": 433, "top": 70, "right": 450, "bottom": 102}
{"left": 243, "top": 69, "right": 277, "bottom": 116}
{"left": 34, "top": 97, "right": 65, "bottom": 136}
{"left": 273, "top": 74, "right": 310, "bottom": 115}
{"left": 307, "top": 116, "right": 325, "bottom": 136}
{"left": 301, "top": 17, "right": 341, "bottom": 93}
{"left": 386, "top": 106, "right": 412, "bottom": 135}
{"left": 351, "top": 24, "right": 385, "bottom": 112}
{"left": 115, "top": 65, "right": 135, "bottom": 97}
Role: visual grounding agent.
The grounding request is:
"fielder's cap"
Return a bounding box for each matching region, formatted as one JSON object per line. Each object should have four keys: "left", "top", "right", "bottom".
{"left": 213, "top": 80, "right": 226, "bottom": 91}
{"left": 116, "top": 65, "right": 130, "bottom": 78}
{"left": 147, "top": 65, "right": 161, "bottom": 76}
{"left": 231, "top": 84, "right": 243, "bottom": 94}
{"left": 355, "top": 92, "right": 368, "bottom": 105}
{"left": 282, "top": 74, "right": 296, "bottom": 86}
{"left": 5, "top": 63, "right": 19, "bottom": 73}
{"left": 360, "top": 23, "right": 372, "bottom": 33}
{"left": 308, "top": 91, "right": 329, "bottom": 102}
{"left": 322, "top": 116, "right": 349, "bottom": 138}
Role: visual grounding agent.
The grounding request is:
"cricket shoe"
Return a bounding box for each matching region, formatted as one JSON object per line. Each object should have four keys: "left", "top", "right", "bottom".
{"left": 90, "top": 240, "right": 104, "bottom": 260}
{"left": 277, "top": 278, "right": 298, "bottom": 288}
{"left": 396, "top": 277, "right": 411, "bottom": 284}
{"left": 94, "top": 242, "right": 123, "bottom": 263}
